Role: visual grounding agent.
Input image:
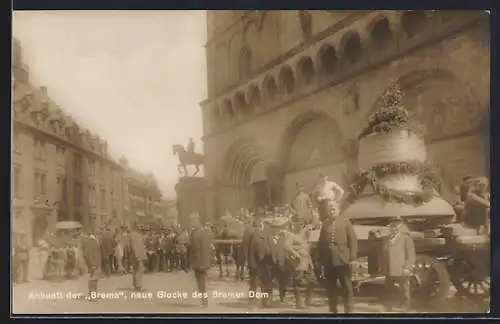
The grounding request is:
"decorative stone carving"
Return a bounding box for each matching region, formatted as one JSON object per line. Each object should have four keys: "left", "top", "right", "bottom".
{"left": 298, "top": 11, "right": 313, "bottom": 39}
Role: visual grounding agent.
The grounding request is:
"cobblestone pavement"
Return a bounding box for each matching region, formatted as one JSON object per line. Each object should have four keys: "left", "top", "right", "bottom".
{"left": 12, "top": 267, "right": 487, "bottom": 315}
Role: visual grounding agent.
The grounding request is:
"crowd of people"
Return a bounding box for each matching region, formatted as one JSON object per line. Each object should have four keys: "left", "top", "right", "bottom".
{"left": 12, "top": 173, "right": 490, "bottom": 313}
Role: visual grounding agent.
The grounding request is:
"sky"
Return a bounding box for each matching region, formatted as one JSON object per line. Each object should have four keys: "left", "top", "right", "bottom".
{"left": 13, "top": 10, "right": 207, "bottom": 198}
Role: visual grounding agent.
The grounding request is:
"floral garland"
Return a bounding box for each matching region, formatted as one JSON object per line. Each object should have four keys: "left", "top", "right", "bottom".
{"left": 344, "top": 161, "right": 441, "bottom": 207}
{"left": 358, "top": 83, "right": 424, "bottom": 140}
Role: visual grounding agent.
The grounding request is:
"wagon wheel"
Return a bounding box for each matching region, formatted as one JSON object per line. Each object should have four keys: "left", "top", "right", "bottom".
{"left": 449, "top": 252, "right": 490, "bottom": 301}
{"left": 410, "top": 254, "right": 451, "bottom": 305}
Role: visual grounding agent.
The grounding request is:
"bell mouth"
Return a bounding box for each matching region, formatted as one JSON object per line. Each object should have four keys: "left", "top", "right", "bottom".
{"left": 342, "top": 194, "right": 455, "bottom": 231}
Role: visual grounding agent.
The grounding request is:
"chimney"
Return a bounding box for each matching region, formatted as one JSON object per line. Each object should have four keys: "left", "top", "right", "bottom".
{"left": 40, "top": 86, "right": 47, "bottom": 95}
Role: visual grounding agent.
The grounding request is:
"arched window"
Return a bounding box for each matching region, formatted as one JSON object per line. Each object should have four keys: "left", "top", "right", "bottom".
{"left": 343, "top": 33, "right": 363, "bottom": 63}
{"left": 297, "top": 57, "right": 315, "bottom": 85}
{"left": 223, "top": 100, "right": 235, "bottom": 120}
{"left": 370, "top": 17, "right": 393, "bottom": 48}
{"left": 279, "top": 67, "right": 296, "bottom": 94}
{"left": 320, "top": 46, "right": 337, "bottom": 75}
{"left": 238, "top": 45, "right": 252, "bottom": 81}
{"left": 264, "top": 77, "right": 278, "bottom": 100}
{"left": 402, "top": 11, "right": 427, "bottom": 37}
{"left": 235, "top": 92, "right": 252, "bottom": 116}
{"left": 248, "top": 85, "right": 262, "bottom": 107}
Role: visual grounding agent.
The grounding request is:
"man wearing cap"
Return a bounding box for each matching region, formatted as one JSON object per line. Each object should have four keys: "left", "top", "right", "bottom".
{"left": 317, "top": 199, "right": 358, "bottom": 313}
{"left": 129, "top": 223, "right": 146, "bottom": 291}
{"left": 81, "top": 229, "right": 101, "bottom": 301}
{"left": 188, "top": 213, "right": 212, "bottom": 308}
{"left": 378, "top": 218, "right": 416, "bottom": 312}
{"left": 268, "top": 217, "right": 290, "bottom": 305}
{"left": 291, "top": 183, "right": 313, "bottom": 231}
{"left": 241, "top": 208, "right": 274, "bottom": 308}
{"left": 13, "top": 231, "right": 30, "bottom": 284}
{"left": 463, "top": 176, "right": 490, "bottom": 234}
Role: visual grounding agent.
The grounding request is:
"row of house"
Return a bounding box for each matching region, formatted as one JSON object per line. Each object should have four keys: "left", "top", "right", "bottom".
{"left": 11, "top": 39, "right": 175, "bottom": 245}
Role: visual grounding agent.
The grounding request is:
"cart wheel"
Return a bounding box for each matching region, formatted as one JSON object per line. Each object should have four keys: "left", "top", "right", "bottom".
{"left": 449, "top": 252, "right": 490, "bottom": 301}
{"left": 411, "top": 254, "right": 451, "bottom": 305}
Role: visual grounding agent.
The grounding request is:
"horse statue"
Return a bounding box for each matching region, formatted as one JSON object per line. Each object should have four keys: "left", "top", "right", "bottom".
{"left": 172, "top": 144, "right": 204, "bottom": 177}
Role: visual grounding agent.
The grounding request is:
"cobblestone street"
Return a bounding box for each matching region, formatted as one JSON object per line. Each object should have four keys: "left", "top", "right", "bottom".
{"left": 12, "top": 267, "right": 487, "bottom": 315}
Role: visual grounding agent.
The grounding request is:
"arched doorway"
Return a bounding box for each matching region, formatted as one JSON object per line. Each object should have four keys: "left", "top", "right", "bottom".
{"left": 249, "top": 161, "right": 269, "bottom": 209}
{"left": 369, "top": 69, "right": 488, "bottom": 200}
{"left": 277, "top": 111, "right": 344, "bottom": 201}
{"left": 223, "top": 137, "right": 268, "bottom": 212}
{"left": 32, "top": 216, "right": 48, "bottom": 246}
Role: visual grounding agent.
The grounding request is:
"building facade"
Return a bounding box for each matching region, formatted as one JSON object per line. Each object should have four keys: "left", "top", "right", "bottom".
{"left": 200, "top": 11, "right": 490, "bottom": 221}
{"left": 120, "top": 158, "right": 165, "bottom": 228}
{"left": 12, "top": 39, "right": 127, "bottom": 245}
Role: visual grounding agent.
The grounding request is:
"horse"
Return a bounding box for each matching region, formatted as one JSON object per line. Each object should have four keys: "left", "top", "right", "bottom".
{"left": 211, "top": 222, "right": 245, "bottom": 279}
{"left": 172, "top": 144, "right": 204, "bottom": 177}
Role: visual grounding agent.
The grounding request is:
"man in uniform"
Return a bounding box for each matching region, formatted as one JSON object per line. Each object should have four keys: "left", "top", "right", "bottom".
{"left": 189, "top": 213, "right": 213, "bottom": 307}
{"left": 317, "top": 199, "right": 358, "bottom": 313}
{"left": 175, "top": 227, "right": 190, "bottom": 272}
{"left": 100, "top": 228, "right": 116, "bottom": 276}
{"left": 129, "top": 223, "right": 146, "bottom": 291}
{"left": 463, "top": 176, "right": 490, "bottom": 234}
{"left": 13, "top": 231, "right": 30, "bottom": 284}
{"left": 81, "top": 229, "right": 101, "bottom": 301}
{"left": 270, "top": 217, "right": 316, "bottom": 309}
{"left": 241, "top": 209, "right": 274, "bottom": 309}
{"left": 291, "top": 183, "right": 313, "bottom": 231}
{"left": 145, "top": 231, "right": 158, "bottom": 273}
{"left": 378, "top": 218, "right": 416, "bottom": 312}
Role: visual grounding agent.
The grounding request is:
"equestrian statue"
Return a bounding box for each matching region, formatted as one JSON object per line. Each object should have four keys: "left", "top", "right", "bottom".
{"left": 172, "top": 138, "right": 204, "bottom": 177}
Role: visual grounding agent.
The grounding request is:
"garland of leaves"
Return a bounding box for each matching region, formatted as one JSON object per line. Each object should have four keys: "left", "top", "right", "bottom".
{"left": 344, "top": 161, "right": 442, "bottom": 207}
{"left": 358, "top": 83, "right": 424, "bottom": 140}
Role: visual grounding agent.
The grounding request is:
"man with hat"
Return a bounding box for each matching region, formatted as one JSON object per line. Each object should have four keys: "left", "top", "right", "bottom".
{"left": 291, "top": 182, "right": 313, "bottom": 231}
{"left": 317, "top": 199, "right": 357, "bottom": 313}
{"left": 273, "top": 217, "right": 316, "bottom": 309}
{"left": 241, "top": 208, "right": 274, "bottom": 309}
{"left": 13, "top": 230, "right": 30, "bottom": 284}
{"left": 268, "top": 216, "right": 290, "bottom": 305}
{"left": 129, "top": 222, "right": 146, "bottom": 291}
{"left": 188, "top": 212, "right": 213, "bottom": 308}
{"left": 463, "top": 176, "right": 490, "bottom": 234}
{"left": 81, "top": 228, "right": 101, "bottom": 301}
{"left": 377, "top": 217, "right": 416, "bottom": 312}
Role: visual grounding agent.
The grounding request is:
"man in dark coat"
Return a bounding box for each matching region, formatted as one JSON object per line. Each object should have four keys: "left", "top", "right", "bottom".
{"left": 241, "top": 210, "right": 274, "bottom": 308}
{"left": 145, "top": 231, "right": 158, "bottom": 273}
{"left": 129, "top": 224, "right": 146, "bottom": 291}
{"left": 99, "top": 228, "right": 116, "bottom": 276}
{"left": 13, "top": 231, "right": 30, "bottom": 284}
{"left": 378, "top": 218, "right": 416, "bottom": 312}
{"left": 317, "top": 199, "right": 358, "bottom": 313}
{"left": 81, "top": 230, "right": 102, "bottom": 301}
{"left": 189, "top": 213, "right": 213, "bottom": 307}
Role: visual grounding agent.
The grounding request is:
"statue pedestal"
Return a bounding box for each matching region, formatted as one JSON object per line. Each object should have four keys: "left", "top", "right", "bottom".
{"left": 175, "top": 177, "right": 206, "bottom": 228}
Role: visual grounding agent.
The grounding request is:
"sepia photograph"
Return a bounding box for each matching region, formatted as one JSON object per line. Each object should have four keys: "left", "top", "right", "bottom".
{"left": 11, "top": 10, "right": 490, "bottom": 315}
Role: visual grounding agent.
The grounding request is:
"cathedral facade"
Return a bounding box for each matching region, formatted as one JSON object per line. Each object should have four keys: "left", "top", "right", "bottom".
{"left": 200, "top": 11, "right": 490, "bottom": 220}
